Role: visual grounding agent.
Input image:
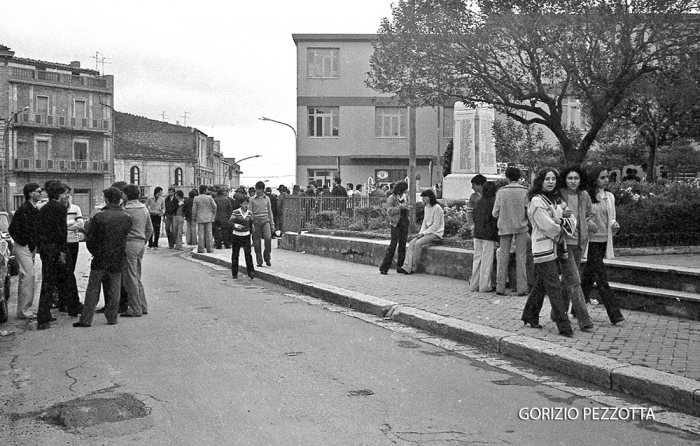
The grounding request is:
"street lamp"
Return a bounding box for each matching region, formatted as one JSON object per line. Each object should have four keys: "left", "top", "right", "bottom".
{"left": 3, "top": 106, "right": 29, "bottom": 211}
{"left": 259, "top": 116, "right": 297, "bottom": 185}
{"left": 235, "top": 154, "right": 262, "bottom": 164}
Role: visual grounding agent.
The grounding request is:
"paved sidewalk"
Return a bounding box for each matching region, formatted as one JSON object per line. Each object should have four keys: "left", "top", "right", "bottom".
{"left": 196, "top": 243, "right": 700, "bottom": 383}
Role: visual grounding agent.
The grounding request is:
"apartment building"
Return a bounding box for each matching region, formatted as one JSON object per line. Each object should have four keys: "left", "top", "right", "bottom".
{"left": 293, "top": 34, "right": 452, "bottom": 189}
{"left": 0, "top": 45, "right": 113, "bottom": 214}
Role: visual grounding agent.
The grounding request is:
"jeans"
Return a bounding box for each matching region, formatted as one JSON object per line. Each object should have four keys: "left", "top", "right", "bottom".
{"left": 379, "top": 221, "right": 408, "bottom": 273}
{"left": 403, "top": 233, "right": 440, "bottom": 274}
{"left": 164, "top": 215, "right": 175, "bottom": 248}
{"left": 14, "top": 243, "right": 36, "bottom": 317}
{"left": 37, "top": 244, "right": 79, "bottom": 324}
{"left": 122, "top": 240, "right": 147, "bottom": 316}
{"left": 231, "top": 234, "right": 254, "bottom": 278}
{"left": 79, "top": 269, "right": 122, "bottom": 325}
{"left": 521, "top": 260, "right": 574, "bottom": 335}
{"left": 470, "top": 238, "right": 496, "bottom": 292}
{"left": 173, "top": 216, "right": 184, "bottom": 250}
{"left": 197, "top": 222, "right": 214, "bottom": 253}
{"left": 185, "top": 218, "right": 197, "bottom": 245}
{"left": 252, "top": 220, "right": 272, "bottom": 265}
{"left": 148, "top": 215, "right": 162, "bottom": 248}
{"left": 496, "top": 232, "right": 531, "bottom": 295}
{"left": 581, "top": 241, "right": 624, "bottom": 323}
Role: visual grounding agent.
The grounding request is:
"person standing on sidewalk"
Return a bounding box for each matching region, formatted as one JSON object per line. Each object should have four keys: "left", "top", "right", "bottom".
{"left": 470, "top": 181, "right": 499, "bottom": 292}
{"left": 192, "top": 184, "right": 217, "bottom": 253}
{"left": 379, "top": 181, "right": 410, "bottom": 275}
{"left": 164, "top": 187, "right": 178, "bottom": 249}
{"left": 145, "top": 187, "right": 165, "bottom": 249}
{"left": 213, "top": 188, "right": 233, "bottom": 249}
{"left": 184, "top": 189, "right": 198, "bottom": 246}
{"left": 465, "top": 174, "right": 486, "bottom": 234}
{"left": 520, "top": 168, "right": 575, "bottom": 338}
{"left": 582, "top": 165, "right": 625, "bottom": 325}
{"left": 492, "top": 167, "right": 531, "bottom": 296}
{"left": 250, "top": 181, "right": 275, "bottom": 267}
{"left": 229, "top": 196, "right": 255, "bottom": 279}
{"left": 8, "top": 182, "right": 42, "bottom": 320}
{"left": 400, "top": 189, "right": 444, "bottom": 275}
{"left": 73, "top": 187, "right": 133, "bottom": 328}
{"left": 56, "top": 186, "right": 84, "bottom": 314}
{"left": 172, "top": 190, "right": 186, "bottom": 250}
{"left": 120, "top": 184, "right": 154, "bottom": 318}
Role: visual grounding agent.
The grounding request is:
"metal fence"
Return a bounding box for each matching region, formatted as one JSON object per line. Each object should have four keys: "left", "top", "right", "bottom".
{"left": 279, "top": 195, "right": 387, "bottom": 233}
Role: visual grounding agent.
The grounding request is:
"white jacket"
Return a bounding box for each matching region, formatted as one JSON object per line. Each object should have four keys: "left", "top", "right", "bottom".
{"left": 528, "top": 194, "right": 576, "bottom": 264}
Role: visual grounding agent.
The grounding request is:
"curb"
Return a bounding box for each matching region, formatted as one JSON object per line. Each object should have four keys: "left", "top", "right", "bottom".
{"left": 191, "top": 251, "right": 700, "bottom": 417}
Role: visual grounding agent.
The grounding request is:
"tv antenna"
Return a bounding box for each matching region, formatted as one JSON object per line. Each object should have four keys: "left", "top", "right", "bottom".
{"left": 160, "top": 111, "right": 167, "bottom": 121}
{"left": 90, "top": 51, "right": 112, "bottom": 75}
{"left": 181, "top": 111, "right": 190, "bottom": 126}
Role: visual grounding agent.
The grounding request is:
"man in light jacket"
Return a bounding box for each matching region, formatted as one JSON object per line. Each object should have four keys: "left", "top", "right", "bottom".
{"left": 192, "top": 184, "right": 217, "bottom": 253}
{"left": 120, "top": 184, "right": 154, "bottom": 317}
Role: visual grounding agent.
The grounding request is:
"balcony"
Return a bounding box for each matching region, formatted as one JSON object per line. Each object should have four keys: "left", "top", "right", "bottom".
{"left": 10, "top": 67, "right": 110, "bottom": 90}
{"left": 13, "top": 158, "right": 111, "bottom": 173}
{"left": 12, "top": 113, "right": 110, "bottom": 133}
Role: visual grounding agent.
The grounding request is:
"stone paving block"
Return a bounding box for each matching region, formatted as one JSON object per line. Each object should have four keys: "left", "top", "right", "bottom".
{"left": 537, "top": 347, "right": 623, "bottom": 389}
{"left": 611, "top": 365, "right": 700, "bottom": 414}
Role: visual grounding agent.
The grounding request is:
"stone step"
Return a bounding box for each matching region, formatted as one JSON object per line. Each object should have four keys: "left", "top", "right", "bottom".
{"left": 604, "top": 259, "right": 700, "bottom": 294}
{"left": 608, "top": 281, "right": 700, "bottom": 321}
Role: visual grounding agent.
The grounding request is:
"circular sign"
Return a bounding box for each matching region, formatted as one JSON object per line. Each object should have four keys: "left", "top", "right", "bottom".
{"left": 376, "top": 170, "right": 389, "bottom": 180}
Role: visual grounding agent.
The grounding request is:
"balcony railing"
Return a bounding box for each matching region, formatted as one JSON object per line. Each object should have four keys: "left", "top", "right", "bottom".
{"left": 10, "top": 67, "right": 109, "bottom": 89}
{"left": 13, "top": 158, "right": 111, "bottom": 173}
{"left": 14, "top": 113, "right": 110, "bottom": 132}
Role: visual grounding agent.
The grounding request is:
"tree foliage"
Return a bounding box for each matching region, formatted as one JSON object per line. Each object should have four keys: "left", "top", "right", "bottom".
{"left": 493, "top": 118, "right": 564, "bottom": 173}
{"left": 657, "top": 138, "right": 700, "bottom": 174}
{"left": 367, "top": 0, "right": 700, "bottom": 165}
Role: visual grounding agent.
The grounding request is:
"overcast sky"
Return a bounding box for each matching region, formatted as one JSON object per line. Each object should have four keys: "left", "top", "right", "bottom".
{"left": 1, "top": 0, "right": 396, "bottom": 187}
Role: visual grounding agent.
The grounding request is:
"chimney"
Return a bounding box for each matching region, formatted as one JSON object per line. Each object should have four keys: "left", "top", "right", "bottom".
{"left": 70, "top": 61, "right": 81, "bottom": 69}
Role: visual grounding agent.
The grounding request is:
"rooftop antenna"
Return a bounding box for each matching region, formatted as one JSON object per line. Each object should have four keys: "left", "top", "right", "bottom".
{"left": 181, "top": 111, "right": 190, "bottom": 126}
{"left": 160, "top": 111, "right": 167, "bottom": 121}
{"left": 90, "top": 51, "right": 112, "bottom": 75}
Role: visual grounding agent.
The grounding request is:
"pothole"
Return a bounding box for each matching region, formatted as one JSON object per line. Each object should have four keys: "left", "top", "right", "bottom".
{"left": 38, "top": 393, "right": 150, "bottom": 429}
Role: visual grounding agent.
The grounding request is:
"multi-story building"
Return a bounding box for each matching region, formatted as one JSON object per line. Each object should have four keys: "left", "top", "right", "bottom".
{"left": 114, "top": 111, "right": 227, "bottom": 197}
{"left": 0, "top": 45, "right": 114, "bottom": 214}
{"left": 293, "top": 34, "right": 452, "bottom": 190}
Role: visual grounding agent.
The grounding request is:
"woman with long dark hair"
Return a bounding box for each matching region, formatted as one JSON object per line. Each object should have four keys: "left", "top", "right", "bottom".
{"left": 379, "top": 181, "right": 411, "bottom": 275}
{"left": 520, "top": 168, "right": 575, "bottom": 337}
{"left": 582, "top": 165, "right": 625, "bottom": 325}
{"left": 400, "top": 189, "right": 444, "bottom": 275}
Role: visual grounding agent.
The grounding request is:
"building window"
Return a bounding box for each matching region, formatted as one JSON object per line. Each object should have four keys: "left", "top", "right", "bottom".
{"left": 308, "top": 107, "right": 339, "bottom": 137}
{"left": 175, "top": 167, "right": 183, "bottom": 186}
{"left": 307, "top": 48, "right": 339, "bottom": 78}
{"left": 74, "top": 100, "right": 86, "bottom": 118}
{"left": 36, "top": 139, "right": 50, "bottom": 160}
{"left": 73, "top": 141, "right": 88, "bottom": 160}
{"left": 442, "top": 106, "right": 454, "bottom": 138}
{"left": 130, "top": 166, "right": 140, "bottom": 185}
{"left": 36, "top": 96, "right": 49, "bottom": 115}
{"left": 375, "top": 107, "right": 407, "bottom": 138}
{"left": 307, "top": 169, "right": 336, "bottom": 188}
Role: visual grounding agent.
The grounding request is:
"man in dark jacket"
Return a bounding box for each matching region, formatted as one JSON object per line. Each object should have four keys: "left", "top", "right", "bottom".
{"left": 213, "top": 188, "right": 233, "bottom": 249}
{"left": 8, "top": 182, "right": 42, "bottom": 320}
{"left": 36, "top": 180, "right": 82, "bottom": 329}
{"left": 74, "top": 187, "right": 133, "bottom": 327}
{"left": 164, "top": 187, "right": 178, "bottom": 248}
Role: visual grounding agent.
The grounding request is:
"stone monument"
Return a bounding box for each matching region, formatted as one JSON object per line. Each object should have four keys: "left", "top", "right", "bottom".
{"left": 442, "top": 103, "right": 502, "bottom": 200}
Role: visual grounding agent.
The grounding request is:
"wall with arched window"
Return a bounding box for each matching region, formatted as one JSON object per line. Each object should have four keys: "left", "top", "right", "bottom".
{"left": 130, "top": 166, "right": 140, "bottom": 185}
{"left": 174, "top": 167, "right": 183, "bottom": 186}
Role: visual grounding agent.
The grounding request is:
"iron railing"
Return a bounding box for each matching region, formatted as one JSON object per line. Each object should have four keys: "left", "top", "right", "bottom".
{"left": 10, "top": 67, "right": 109, "bottom": 89}
{"left": 279, "top": 195, "right": 387, "bottom": 233}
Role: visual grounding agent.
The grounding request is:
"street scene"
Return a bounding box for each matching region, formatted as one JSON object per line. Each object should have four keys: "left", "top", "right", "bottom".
{"left": 3, "top": 0, "right": 700, "bottom": 444}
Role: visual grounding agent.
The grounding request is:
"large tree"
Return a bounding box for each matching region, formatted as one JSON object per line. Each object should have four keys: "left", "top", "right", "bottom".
{"left": 367, "top": 0, "right": 700, "bottom": 165}
{"left": 492, "top": 118, "right": 565, "bottom": 175}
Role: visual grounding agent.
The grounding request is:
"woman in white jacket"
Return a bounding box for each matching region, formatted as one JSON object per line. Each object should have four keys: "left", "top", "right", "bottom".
{"left": 520, "top": 168, "right": 575, "bottom": 337}
{"left": 399, "top": 189, "right": 444, "bottom": 275}
{"left": 581, "top": 165, "right": 625, "bottom": 325}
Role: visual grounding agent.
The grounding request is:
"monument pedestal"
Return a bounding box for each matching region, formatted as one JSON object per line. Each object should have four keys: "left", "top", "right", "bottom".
{"left": 442, "top": 173, "right": 503, "bottom": 200}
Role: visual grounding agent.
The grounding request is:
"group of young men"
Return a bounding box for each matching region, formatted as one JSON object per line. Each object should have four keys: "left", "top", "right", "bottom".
{"left": 8, "top": 180, "right": 153, "bottom": 330}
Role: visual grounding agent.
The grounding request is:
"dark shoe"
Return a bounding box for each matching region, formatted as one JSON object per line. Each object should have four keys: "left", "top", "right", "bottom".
{"left": 37, "top": 322, "right": 51, "bottom": 330}
{"left": 611, "top": 317, "right": 625, "bottom": 325}
{"left": 265, "top": 260, "right": 271, "bottom": 266}
{"left": 379, "top": 270, "right": 388, "bottom": 275}
{"left": 232, "top": 275, "right": 239, "bottom": 279}
{"left": 517, "top": 292, "right": 528, "bottom": 296}
{"left": 142, "top": 312, "right": 148, "bottom": 315}
{"left": 96, "top": 307, "right": 106, "bottom": 314}
{"left": 120, "top": 313, "right": 141, "bottom": 318}
{"left": 107, "top": 321, "right": 117, "bottom": 325}
{"left": 496, "top": 291, "right": 507, "bottom": 296}
{"left": 397, "top": 268, "right": 409, "bottom": 275}
{"left": 49, "top": 316, "right": 57, "bottom": 321}
{"left": 73, "top": 322, "right": 91, "bottom": 328}
{"left": 58, "top": 307, "right": 67, "bottom": 313}
{"left": 560, "top": 331, "right": 574, "bottom": 338}
{"left": 523, "top": 320, "right": 542, "bottom": 329}
{"left": 248, "top": 275, "right": 254, "bottom": 279}
{"left": 581, "top": 325, "right": 594, "bottom": 332}
{"left": 257, "top": 263, "right": 263, "bottom": 268}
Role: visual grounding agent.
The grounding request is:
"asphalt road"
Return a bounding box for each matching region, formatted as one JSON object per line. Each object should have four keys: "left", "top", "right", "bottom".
{"left": 0, "top": 245, "right": 698, "bottom": 445}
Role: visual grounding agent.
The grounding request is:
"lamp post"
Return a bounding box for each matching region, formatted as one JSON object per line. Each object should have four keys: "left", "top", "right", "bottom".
{"left": 259, "top": 116, "right": 297, "bottom": 184}
{"left": 235, "top": 154, "right": 262, "bottom": 164}
{"left": 3, "top": 106, "right": 29, "bottom": 211}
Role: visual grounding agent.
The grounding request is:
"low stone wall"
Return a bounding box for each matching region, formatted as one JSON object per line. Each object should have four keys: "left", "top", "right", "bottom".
{"left": 280, "top": 232, "right": 473, "bottom": 280}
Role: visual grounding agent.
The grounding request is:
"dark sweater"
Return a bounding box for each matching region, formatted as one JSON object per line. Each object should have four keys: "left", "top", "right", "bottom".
{"left": 86, "top": 204, "right": 133, "bottom": 271}
{"left": 472, "top": 197, "right": 499, "bottom": 241}
{"left": 8, "top": 200, "right": 39, "bottom": 251}
{"left": 37, "top": 200, "right": 68, "bottom": 249}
